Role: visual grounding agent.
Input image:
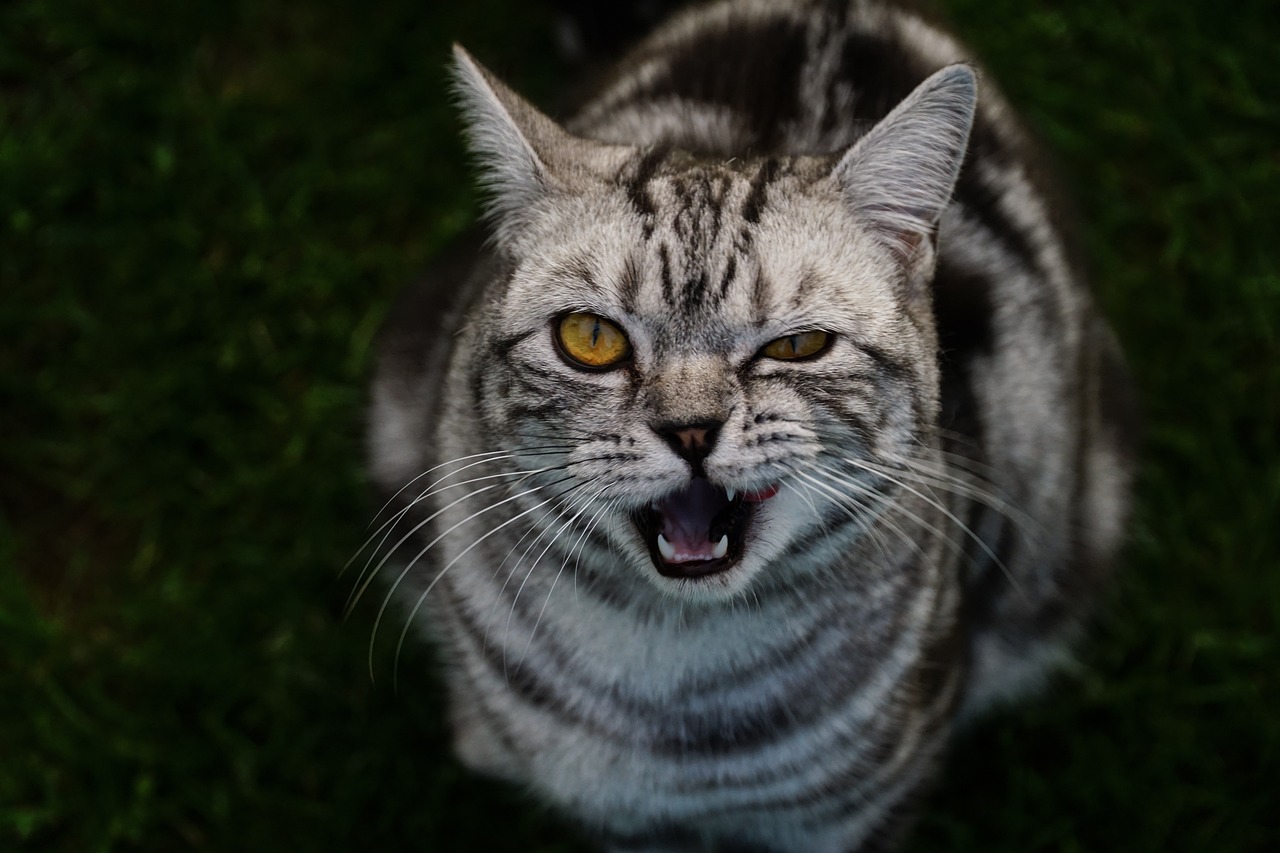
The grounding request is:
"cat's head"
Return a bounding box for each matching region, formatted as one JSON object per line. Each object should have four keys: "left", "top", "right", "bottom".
{"left": 448, "top": 46, "right": 975, "bottom": 602}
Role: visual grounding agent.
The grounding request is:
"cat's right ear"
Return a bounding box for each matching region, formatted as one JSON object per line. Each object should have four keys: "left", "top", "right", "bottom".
{"left": 451, "top": 45, "right": 631, "bottom": 249}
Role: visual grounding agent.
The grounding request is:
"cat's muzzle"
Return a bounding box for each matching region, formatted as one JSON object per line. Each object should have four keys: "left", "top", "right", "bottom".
{"left": 633, "top": 478, "right": 779, "bottom": 579}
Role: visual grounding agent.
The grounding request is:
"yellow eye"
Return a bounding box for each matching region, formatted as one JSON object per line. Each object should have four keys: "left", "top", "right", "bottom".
{"left": 555, "top": 312, "right": 631, "bottom": 369}
{"left": 761, "top": 331, "right": 832, "bottom": 360}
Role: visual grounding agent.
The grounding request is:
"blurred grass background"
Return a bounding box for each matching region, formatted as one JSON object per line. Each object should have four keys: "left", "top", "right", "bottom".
{"left": 1, "top": 0, "right": 1276, "bottom": 849}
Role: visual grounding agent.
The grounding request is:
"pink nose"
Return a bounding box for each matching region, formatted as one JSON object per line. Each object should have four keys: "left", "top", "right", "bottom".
{"left": 672, "top": 427, "right": 710, "bottom": 452}
{"left": 656, "top": 421, "right": 722, "bottom": 472}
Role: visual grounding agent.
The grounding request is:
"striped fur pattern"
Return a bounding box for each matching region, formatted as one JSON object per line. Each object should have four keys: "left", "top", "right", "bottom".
{"left": 364, "top": 1, "right": 1138, "bottom": 850}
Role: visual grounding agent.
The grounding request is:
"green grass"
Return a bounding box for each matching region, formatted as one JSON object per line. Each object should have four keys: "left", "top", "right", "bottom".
{"left": 2, "top": 0, "right": 1276, "bottom": 850}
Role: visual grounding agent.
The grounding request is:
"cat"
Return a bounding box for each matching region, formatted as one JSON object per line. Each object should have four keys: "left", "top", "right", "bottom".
{"left": 360, "top": 0, "right": 1138, "bottom": 850}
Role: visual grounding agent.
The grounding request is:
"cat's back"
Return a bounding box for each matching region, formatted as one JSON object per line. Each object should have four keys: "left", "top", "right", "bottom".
{"left": 571, "top": 0, "right": 1020, "bottom": 159}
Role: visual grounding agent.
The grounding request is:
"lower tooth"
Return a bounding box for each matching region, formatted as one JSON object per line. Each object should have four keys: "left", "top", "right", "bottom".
{"left": 712, "top": 534, "right": 729, "bottom": 559}
{"left": 657, "top": 533, "right": 676, "bottom": 561}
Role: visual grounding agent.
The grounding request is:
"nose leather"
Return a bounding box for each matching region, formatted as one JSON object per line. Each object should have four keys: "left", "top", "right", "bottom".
{"left": 657, "top": 421, "right": 722, "bottom": 473}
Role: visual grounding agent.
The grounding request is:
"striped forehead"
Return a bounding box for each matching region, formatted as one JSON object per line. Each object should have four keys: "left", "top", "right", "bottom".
{"left": 621, "top": 156, "right": 780, "bottom": 323}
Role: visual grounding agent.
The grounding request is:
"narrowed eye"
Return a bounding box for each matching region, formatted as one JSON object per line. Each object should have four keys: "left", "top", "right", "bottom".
{"left": 555, "top": 312, "right": 631, "bottom": 369}
{"left": 760, "top": 330, "right": 832, "bottom": 361}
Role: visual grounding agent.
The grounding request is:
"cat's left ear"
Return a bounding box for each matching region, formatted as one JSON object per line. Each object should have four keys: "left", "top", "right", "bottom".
{"left": 830, "top": 64, "right": 977, "bottom": 270}
{"left": 452, "top": 45, "right": 633, "bottom": 249}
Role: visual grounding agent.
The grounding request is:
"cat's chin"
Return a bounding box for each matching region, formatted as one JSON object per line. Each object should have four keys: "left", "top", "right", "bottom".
{"left": 631, "top": 477, "right": 779, "bottom": 585}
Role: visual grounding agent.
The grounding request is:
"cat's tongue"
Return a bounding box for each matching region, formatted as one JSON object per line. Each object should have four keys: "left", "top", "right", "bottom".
{"left": 651, "top": 479, "right": 779, "bottom": 567}
{"left": 654, "top": 477, "right": 727, "bottom": 563}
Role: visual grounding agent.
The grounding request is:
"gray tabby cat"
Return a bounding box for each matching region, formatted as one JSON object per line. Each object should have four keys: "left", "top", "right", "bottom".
{"left": 362, "top": 0, "right": 1138, "bottom": 849}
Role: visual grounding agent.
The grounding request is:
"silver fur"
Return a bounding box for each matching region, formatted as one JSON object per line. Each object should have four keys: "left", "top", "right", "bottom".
{"left": 363, "top": 1, "right": 1137, "bottom": 850}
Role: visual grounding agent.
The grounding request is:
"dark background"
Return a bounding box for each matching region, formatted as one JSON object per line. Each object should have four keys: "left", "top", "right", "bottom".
{"left": 2, "top": 0, "right": 1277, "bottom": 849}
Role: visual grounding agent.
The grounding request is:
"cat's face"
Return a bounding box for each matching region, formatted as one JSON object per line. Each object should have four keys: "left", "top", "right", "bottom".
{"left": 447, "top": 48, "right": 972, "bottom": 602}
{"left": 470, "top": 159, "right": 939, "bottom": 601}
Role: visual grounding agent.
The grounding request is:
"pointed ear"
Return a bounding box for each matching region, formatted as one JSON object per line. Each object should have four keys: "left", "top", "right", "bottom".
{"left": 831, "top": 64, "right": 977, "bottom": 266}
{"left": 451, "top": 45, "right": 630, "bottom": 247}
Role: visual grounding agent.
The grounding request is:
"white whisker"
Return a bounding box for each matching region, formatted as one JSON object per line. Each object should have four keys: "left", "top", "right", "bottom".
{"left": 791, "top": 475, "right": 897, "bottom": 581}
{"left": 366, "top": 450, "right": 513, "bottom": 529}
{"left": 502, "top": 485, "right": 604, "bottom": 664}
{"left": 839, "top": 455, "right": 1025, "bottom": 598}
{"left": 348, "top": 470, "right": 551, "bottom": 619}
{"left": 573, "top": 495, "right": 622, "bottom": 604}
{"left": 483, "top": 483, "right": 588, "bottom": 655}
{"left": 889, "top": 454, "right": 1044, "bottom": 550}
{"left": 518, "top": 484, "right": 615, "bottom": 667}
{"left": 381, "top": 477, "right": 581, "bottom": 687}
{"left": 347, "top": 464, "right": 549, "bottom": 612}
{"left": 794, "top": 465, "right": 933, "bottom": 571}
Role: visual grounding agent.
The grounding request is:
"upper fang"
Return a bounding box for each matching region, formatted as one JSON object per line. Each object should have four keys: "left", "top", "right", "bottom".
{"left": 726, "top": 488, "right": 737, "bottom": 502}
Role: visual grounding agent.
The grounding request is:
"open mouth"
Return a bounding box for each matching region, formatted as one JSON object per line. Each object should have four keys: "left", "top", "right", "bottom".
{"left": 633, "top": 479, "right": 779, "bottom": 579}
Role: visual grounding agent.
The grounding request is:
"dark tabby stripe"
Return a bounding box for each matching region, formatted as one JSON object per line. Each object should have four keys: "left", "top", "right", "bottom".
{"left": 366, "top": 1, "right": 1137, "bottom": 849}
